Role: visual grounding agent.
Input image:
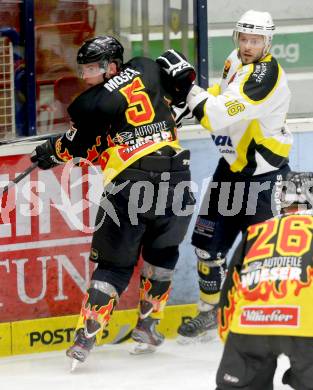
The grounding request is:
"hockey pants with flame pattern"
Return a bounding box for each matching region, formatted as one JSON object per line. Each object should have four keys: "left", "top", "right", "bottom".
{"left": 66, "top": 280, "right": 118, "bottom": 363}
{"left": 131, "top": 260, "right": 174, "bottom": 347}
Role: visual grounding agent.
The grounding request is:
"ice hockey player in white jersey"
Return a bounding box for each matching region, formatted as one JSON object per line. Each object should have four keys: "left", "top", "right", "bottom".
{"left": 158, "top": 10, "right": 294, "bottom": 340}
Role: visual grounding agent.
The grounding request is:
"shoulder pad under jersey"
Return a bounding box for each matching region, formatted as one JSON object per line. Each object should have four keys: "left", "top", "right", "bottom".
{"left": 127, "top": 56, "right": 158, "bottom": 71}
{"left": 241, "top": 55, "right": 280, "bottom": 102}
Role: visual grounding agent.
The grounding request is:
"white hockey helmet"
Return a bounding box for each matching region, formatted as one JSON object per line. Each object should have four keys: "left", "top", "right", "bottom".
{"left": 233, "top": 10, "right": 275, "bottom": 56}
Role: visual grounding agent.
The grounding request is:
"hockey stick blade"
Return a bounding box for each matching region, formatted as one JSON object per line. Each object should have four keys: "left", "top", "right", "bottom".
{"left": 0, "top": 161, "right": 39, "bottom": 197}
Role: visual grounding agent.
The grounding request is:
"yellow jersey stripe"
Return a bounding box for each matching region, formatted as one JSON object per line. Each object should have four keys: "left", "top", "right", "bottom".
{"left": 230, "top": 119, "right": 291, "bottom": 172}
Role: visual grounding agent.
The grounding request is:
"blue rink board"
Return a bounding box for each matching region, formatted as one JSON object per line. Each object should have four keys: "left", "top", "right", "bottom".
{"left": 169, "top": 132, "right": 313, "bottom": 305}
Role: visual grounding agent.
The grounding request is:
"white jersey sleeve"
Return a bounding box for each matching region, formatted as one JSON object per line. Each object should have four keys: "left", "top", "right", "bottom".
{"left": 188, "top": 54, "right": 289, "bottom": 131}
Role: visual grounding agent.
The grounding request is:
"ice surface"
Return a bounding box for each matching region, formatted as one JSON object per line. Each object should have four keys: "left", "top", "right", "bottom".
{"left": 0, "top": 333, "right": 292, "bottom": 390}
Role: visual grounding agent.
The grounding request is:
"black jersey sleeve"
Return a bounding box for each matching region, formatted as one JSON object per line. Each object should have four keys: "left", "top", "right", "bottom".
{"left": 55, "top": 86, "right": 110, "bottom": 164}
{"left": 242, "top": 56, "right": 279, "bottom": 102}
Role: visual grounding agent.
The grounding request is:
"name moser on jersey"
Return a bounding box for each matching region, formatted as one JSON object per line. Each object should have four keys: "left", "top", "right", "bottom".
{"left": 63, "top": 56, "right": 179, "bottom": 178}
{"left": 104, "top": 66, "right": 174, "bottom": 146}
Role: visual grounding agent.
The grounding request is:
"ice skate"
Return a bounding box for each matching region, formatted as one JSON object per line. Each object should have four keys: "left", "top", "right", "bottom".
{"left": 66, "top": 325, "right": 96, "bottom": 371}
{"left": 130, "top": 317, "right": 165, "bottom": 355}
{"left": 177, "top": 305, "right": 218, "bottom": 344}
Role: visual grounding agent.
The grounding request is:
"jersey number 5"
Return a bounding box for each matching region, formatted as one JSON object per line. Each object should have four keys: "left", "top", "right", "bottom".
{"left": 120, "top": 77, "right": 155, "bottom": 126}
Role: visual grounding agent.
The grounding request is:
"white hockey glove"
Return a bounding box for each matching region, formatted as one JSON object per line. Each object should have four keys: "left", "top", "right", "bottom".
{"left": 171, "top": 102, "right": 193, "bottom": 128}
{"left": 186, "top": 84, "right": 208, "bottom": 113}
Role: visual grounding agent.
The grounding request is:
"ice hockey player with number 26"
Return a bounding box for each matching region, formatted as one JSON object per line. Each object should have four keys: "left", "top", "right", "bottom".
{"left": 217, "top": 172, "right": 313, "bottom": 390}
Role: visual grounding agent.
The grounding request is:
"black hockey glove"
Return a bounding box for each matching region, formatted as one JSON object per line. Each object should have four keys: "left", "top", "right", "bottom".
{"left": 30, "top": 136, "right": 62, "bottom": 170}
{"left": 156, "top": 49, "right": 196, "bottom": 105}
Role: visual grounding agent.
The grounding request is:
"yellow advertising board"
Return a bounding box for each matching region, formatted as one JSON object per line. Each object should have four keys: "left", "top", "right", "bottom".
{"left": 0, "top": 323, "right": 12, "bottom": 357}
{"left": 6, "top": 304, "right": 197, "bottom": 356}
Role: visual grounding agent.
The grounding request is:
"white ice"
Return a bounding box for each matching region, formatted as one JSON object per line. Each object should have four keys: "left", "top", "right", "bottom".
{"left": 0, "top": 333, "right": 292, "bottom": 390}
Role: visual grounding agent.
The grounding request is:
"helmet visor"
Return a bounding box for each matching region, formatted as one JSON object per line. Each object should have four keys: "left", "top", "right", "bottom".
{"left": 77, "top": 61, "right": 108, "bottom": 79}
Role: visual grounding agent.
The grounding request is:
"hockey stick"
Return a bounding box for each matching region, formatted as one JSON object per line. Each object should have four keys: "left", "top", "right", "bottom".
{"left": 0, "top": 132, "right": 63, "bottom": 146}
{"left": 0, "top": 161, "right": 39, "bottom": 197}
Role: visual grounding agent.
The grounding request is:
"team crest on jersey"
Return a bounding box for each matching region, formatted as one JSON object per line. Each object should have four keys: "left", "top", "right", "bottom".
{"left": 222, "top": 59, "right": 231, "bottom": 79}
{"left": 112, "top": 132, "right": 133, "bottom": 144}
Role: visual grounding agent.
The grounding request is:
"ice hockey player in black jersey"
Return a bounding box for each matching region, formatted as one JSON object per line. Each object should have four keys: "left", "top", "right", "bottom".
{"left": 216, "top": 171, "right": 313, "bottom": 389}
{"left": 30, "top": 36, "right": 196, "bottom": 369}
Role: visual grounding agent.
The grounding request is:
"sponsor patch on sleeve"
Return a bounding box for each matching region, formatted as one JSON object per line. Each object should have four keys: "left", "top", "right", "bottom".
{"left": 222, "top": 59, "right": 231, "bottom": 79}
{"left": 65, "top": 123, "right": 78, "bottom": 141}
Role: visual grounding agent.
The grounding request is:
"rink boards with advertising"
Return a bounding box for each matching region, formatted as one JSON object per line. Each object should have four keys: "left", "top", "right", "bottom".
{"left": 1, "top": 121, "right": 313, "bottom": 356}
{"left": 0, "top": 304, "right": 198, "bottom": 356}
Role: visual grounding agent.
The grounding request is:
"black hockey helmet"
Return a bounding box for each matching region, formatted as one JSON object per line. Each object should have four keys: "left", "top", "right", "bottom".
{"left": 281, "top": 171, "right": 313, "bottom": 210}
{"left": 77, "top": 36, "right": 124, "bottom": 77}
